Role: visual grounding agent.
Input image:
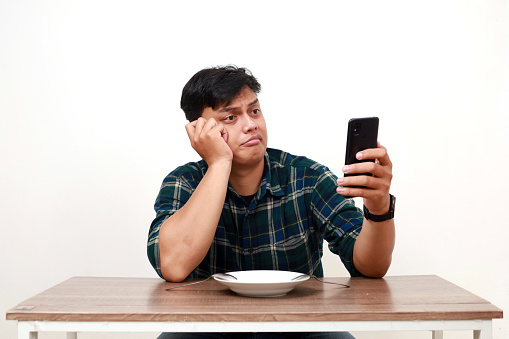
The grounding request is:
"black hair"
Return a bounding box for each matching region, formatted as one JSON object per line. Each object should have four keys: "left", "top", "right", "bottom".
{"left": 180, "top": 65, "right": 261, "bottom": 122}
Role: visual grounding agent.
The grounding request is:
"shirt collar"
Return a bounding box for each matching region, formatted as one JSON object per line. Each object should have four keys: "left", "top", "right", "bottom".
{"left": 226, "top": 151, "right": 285, "bottom": 199}
{"left": 262, "top": 151, "right": 285, "bottom": 197}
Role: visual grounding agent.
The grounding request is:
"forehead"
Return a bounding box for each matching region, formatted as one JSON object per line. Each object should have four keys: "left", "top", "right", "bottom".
{"left": 223, "top": 87, "right": 258, "bottom": 108}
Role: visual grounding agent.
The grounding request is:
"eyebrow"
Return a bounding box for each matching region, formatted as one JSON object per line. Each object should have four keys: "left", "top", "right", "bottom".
{"left": 219, "top": 98, "right": 259, "bottom": 113}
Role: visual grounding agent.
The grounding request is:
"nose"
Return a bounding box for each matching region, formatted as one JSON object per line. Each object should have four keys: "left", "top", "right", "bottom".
{"left": 242, "top": 114, "right": 257, "bottom": 133}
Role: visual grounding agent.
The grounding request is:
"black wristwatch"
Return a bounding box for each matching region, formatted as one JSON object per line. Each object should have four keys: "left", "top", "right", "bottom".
{"left": 363, "top": 194, "right": 396, "bottom": 222}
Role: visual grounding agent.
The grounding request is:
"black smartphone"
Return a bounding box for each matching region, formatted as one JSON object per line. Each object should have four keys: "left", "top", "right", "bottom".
{"left": 343, "top": 117, "right": 379, "bottom": 195}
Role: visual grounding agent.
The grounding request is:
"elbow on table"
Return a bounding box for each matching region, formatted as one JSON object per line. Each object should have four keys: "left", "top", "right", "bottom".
{"left": 362, "top": 268, "right": 389, "bottom": 279}
{"left": 160, "top": 258, "right": 193, "bottom": 283}
{"left": 355, "top": 257, "right": 392, "bottom": 279}
{"left": 161, "top": 266, "right": 191, "bottom": 283}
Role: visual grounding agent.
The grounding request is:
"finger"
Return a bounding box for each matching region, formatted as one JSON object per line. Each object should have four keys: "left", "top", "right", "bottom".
{"left": 194, "top": 117, "right": 210, "bottom": 136}
{"left": 207, "top": 122, "right": 228, "bottom": 143}
{"left": 339, "top": 174, "right": 390, "bottom": 193}
{"left": 203, "top": 117, "right": 218, "bottom": 130}
{"left": 342, "top": 167, "right": 392, "bottom": 194}
{"left": 185, "top": 121, "right": 198, "bottom": 141}
{"left": 336, "top": 183, "right": 387, "bottom": 200}
{"left": 356, "top": 143, "right": 392, "bottom": 167}
{"left": 355, "top": 147, "right": 385, "bottom": 161}
{"left": 336, "top": 185, "right": 372, "bottom": 199}
{"left": 218, "top": 123, "right": 228, "bottom": 142}
{"left": 343, "top": 162, "right": 390, "bottom": 179}
{"left": 200, "top": 118, "right": 223, "bottom": 141}
{"left": 355, "top": 142, "right": 390, "bottom": 163}
{"left": 376, "top": 143, "right": 392, "bottom": 167}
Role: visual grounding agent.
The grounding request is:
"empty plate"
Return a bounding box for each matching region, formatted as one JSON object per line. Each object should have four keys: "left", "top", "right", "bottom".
{"left": 213, "top": 270, "right": 309, "bottom": 297}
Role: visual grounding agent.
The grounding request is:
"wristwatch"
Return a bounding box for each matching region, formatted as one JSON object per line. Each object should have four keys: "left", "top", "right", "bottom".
{"left": 363, "top": 194, "right": 396, "bottom": 222}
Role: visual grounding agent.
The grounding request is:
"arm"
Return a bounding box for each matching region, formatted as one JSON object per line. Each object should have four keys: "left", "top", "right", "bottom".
{"left": 159, "top": 118, "right": 232, "bottom": 282}
{"left": 336, "top": 142, "right": 395, "bottom": 278}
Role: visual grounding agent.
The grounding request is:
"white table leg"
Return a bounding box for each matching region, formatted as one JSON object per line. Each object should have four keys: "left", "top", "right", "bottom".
{"left": 474, "top": 327, "right": 493, "bottom": 339}
{"left": 66, "top": 333, "right": 78, "bottom": 339}
{"left": 19, "top": 333, "right": 37, "bottom": 339}
{"left": 18, "top": 322, "right": 37, "bottom": 339}
{"left": 432, "top": 330, "right": 444, "bottom": 339}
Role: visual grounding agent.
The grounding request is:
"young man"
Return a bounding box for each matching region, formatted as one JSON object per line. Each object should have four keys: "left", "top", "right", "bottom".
{"left": 147, "top": 66, "right": 395, "bottom": 339}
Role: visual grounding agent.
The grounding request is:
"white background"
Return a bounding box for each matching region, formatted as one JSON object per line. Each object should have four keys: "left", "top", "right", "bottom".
{"left": 1, "top": 1, "right": 508, "bottom": 338}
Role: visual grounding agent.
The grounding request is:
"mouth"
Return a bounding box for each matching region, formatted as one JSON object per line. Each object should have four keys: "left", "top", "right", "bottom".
{"left": 241, "top": 134, "right": 262, "bottom": 147}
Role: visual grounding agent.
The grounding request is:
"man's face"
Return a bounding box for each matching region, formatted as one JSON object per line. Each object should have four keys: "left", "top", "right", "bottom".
{"left": 201, "top": 86, "right": 268, "bottom": 168}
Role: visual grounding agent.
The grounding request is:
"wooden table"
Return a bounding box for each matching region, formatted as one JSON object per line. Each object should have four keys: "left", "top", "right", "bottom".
{"left": 6, "top": 275, "right": 503, "bottom": 339}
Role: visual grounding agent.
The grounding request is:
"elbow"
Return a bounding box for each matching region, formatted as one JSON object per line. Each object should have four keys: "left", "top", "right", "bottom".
{"left": 158, "top": 238, "right": 193, "bottom": 282}
{"left": 363, "top": 267, "right": 389, "bottom": 279}
{"left": 161, "top": 262, "right": 191, "bottom": 283}
{"left": 160, "top": 251, "right": 193, "bottom": 282}
{"left": 357, "top": 266, "right": 390, "bottom": 279}
{"left": 354, "top": 256, "right": 392, "bottom": 279}
{"left": 162, "top": 271, "right": 189, "bottom": 283}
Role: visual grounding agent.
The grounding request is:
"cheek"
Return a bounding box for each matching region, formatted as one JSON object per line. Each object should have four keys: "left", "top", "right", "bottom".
{"left": 259, "top": 117, "right": 267, "bottom": 131}
{"left": 260, "top": 122, "right": 268, "bottom": 139}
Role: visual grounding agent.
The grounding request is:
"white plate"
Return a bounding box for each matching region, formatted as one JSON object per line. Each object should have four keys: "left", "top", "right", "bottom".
{"left": 213, "top": 270, "right": 309, "bottom": 297}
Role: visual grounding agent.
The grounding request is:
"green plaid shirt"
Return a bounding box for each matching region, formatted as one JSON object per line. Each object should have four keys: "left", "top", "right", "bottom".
{"left": 147, "top": 148, "right": 364, "bottom": 280}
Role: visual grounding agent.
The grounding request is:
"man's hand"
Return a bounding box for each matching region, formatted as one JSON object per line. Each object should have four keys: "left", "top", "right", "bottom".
{"left": 338, "top": 142, "right": 395, "bottom": 278}
{"left": 185, "top": 118, "right": 233, "bottom": 167}
{"left": 337, "top": 142, "right": 393, "bottom": 215}
{"left": 160, "top": 118, "right": 233, "bottom": 282}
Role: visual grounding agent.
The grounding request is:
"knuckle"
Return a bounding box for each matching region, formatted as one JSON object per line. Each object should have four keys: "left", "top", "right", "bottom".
{"left": 382, "top": 180, "right": 391, "bottom": 190}
{"left": 360, "top": 176, "right": 371, "bottom": 186}
{"left": 387, "top": 171, "right": 393, "bottom": 180}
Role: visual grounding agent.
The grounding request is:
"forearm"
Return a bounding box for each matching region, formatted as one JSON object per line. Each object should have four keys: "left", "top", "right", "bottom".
{"left": 353, "top": 218, "right": 395, "bottom": 278}
{"left": 159, "top": 161, "right": 231, "bottom": 282}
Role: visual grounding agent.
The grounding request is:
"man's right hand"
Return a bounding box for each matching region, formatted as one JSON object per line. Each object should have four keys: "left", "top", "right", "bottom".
{"left": 185, "top": 117, "right": 233, "bottom": 167}
{"left": 161, "top": 118, "right": 233, "bottom": 282}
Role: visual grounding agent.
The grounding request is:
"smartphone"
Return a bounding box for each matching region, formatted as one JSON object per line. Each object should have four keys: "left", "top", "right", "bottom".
{"left": 343, "top": 117, "right": 379, "bottom": 195}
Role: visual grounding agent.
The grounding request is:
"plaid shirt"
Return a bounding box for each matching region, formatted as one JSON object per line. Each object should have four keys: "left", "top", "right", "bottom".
{"left": 147, "top": 148, "right": 364, "bottom": 280}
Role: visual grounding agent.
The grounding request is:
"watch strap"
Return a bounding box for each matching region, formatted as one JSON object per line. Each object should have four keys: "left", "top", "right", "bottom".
{"left": 363, "top": 194, "right": 396, "bottom": 222}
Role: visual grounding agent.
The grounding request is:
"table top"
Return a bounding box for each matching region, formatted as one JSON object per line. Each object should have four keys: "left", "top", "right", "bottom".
{"left": 6, "top": 275, "right": 503, "bottom": 323}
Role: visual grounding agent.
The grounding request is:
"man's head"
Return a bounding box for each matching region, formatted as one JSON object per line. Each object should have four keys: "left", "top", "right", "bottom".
{"left": 182, "top": 66, "right": 268, "bottom": 172}
{"left": 181, "top": 65, "right": 261, "bottom": 121}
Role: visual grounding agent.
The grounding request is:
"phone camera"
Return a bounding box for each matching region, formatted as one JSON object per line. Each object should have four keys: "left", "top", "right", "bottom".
{"left": 353, "top": 122, "right": 362, "bottom": 133}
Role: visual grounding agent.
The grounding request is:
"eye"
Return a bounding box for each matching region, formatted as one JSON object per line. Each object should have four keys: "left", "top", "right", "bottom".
{"left": 223, "top": 115, "right": 236, "bottom": 123}
{"left": 251, "top": 109, "right": 260, "bottom": 115}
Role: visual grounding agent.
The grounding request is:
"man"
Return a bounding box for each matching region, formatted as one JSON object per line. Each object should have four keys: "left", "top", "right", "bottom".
{"left": 147, "top": 66, "right": 395, "bottom": 339}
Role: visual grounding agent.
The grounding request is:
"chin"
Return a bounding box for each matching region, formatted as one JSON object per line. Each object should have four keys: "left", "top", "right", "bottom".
{"left": 233, "top": 148, "right": 266, "bottom": 167}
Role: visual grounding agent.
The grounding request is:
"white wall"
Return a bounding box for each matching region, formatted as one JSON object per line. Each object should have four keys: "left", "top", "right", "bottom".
{"left": 1, "top": 1, "right": 507, "bottom": 338}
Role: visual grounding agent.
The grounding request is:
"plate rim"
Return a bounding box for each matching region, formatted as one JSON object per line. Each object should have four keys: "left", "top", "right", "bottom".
{"left": 213, "top": 270, "right": 310, "bottom": 285}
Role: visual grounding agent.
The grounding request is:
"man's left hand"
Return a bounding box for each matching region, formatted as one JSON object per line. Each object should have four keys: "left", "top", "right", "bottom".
{"left": 336, "top": 142, "right": 393, "bottom": 215}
